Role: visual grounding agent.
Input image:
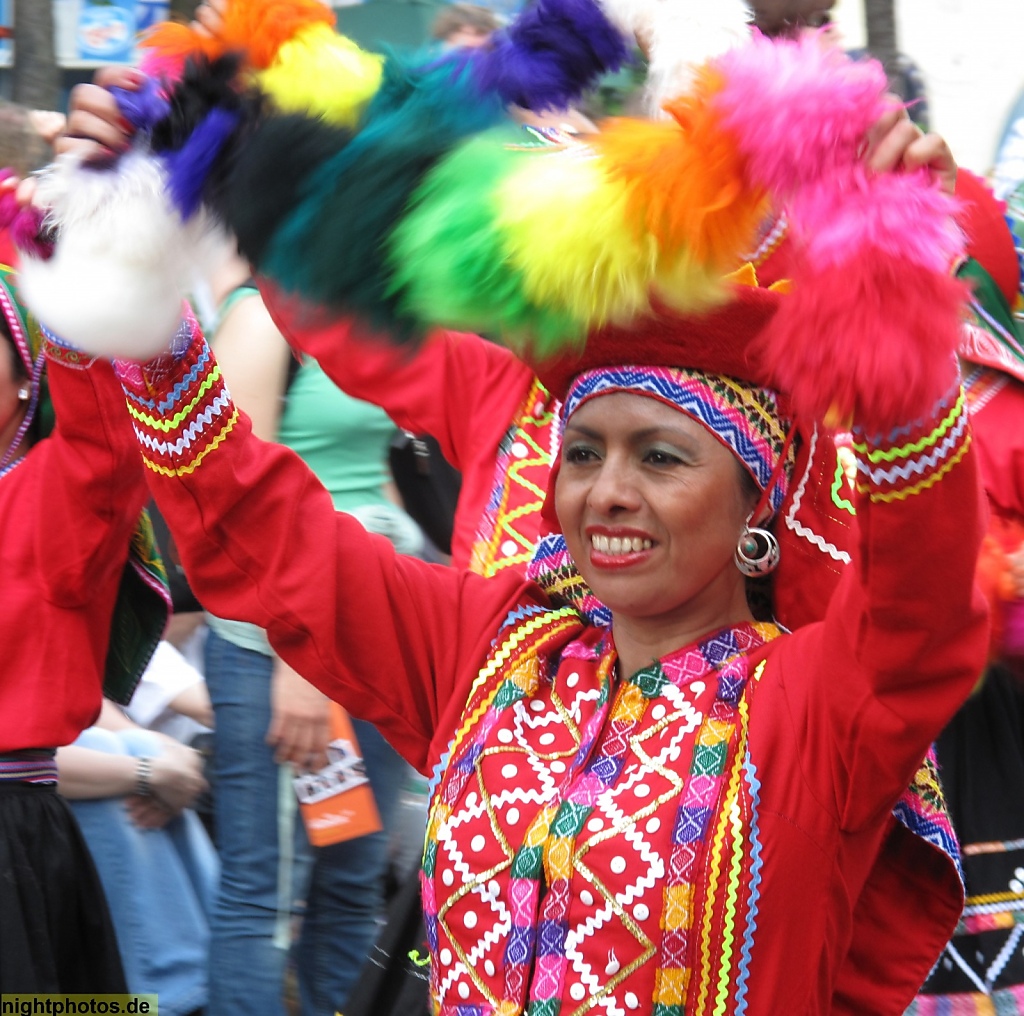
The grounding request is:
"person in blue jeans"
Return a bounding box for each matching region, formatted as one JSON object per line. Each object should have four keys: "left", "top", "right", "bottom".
{"left": 58, "top": 707, "right": 216, "bottom": 1016}
{"left": 200, "top": 249, "right": 418, "bottom": 1016}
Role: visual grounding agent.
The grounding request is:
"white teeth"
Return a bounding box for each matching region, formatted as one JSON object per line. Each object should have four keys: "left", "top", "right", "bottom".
{"left": 591, "top": 535, "right": 653, "bottom": 555}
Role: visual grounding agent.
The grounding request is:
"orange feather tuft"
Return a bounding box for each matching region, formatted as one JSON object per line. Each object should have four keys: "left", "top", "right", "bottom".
{"left": 220, "top": 0, "right": 336, "bottom": 70}
{"left": 139, "top": 21, "right": 219, "bottom": 75}
{"left": 140, "top": 0, "right": 336, "bottom": 74}
{"left": 594, "top": 66, "right": 766, "bottom": 271}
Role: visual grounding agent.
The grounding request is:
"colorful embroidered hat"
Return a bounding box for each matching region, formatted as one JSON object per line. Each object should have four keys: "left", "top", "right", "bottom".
{"left": 956, "top": 169, "right": 1020, "bottom": 309}
{"left": 526, "top": 276, "right": 857, "bottom": 632}
{"left": 954, "top": 170, "right": 1024, "bottom": 384}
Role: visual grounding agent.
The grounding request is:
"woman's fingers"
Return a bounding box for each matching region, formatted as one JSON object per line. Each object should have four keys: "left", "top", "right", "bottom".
{"left": 192, "top": 0, "right": 228, "bottom": 39}
{"left": 901, "top": 132, "right": 957, "bottom": 195}
{"left": 862, "top": 95, "right": 958, "bottom": 195}
{"left": 93, "top": 65, "right": 145, "bottom": 91}
{"left": 865, "top": 112, "right": 921, "bottom": 175}
{"left": 56, "top": 81, "right": 134, "bottom": 160}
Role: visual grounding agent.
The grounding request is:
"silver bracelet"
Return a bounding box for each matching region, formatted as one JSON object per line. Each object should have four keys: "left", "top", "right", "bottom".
{"left": 135, "top": 756, "right": 153, "bottom": 797}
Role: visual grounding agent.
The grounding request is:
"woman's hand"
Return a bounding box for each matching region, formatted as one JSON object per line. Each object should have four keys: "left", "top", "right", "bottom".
{"left": 0, "top": 171, "right": 38, "bottom": 210}
{"left": 192, "top": 0, "right": 228, "bottom": 39}
{"left": 145, "top": 739, "right": 208, "bottom": 815}
{"left": 267, "top": 657, "right": 332, "bottom": 772}
{"left": 864, "top": 98, "right": 957, "bottom": 195}
{"left": 58, "top": 66, "right": 143, "bottom": 162}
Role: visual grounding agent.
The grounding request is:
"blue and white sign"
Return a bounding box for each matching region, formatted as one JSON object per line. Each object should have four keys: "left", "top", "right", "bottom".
{"left": 0, "top": 0, "right": 11, "bottom": 68}
{"left": 77, "top": 0, "right": 135, "bottom": 62}
{"left": 51, "top": 0, "right": 171, "bottom": 66}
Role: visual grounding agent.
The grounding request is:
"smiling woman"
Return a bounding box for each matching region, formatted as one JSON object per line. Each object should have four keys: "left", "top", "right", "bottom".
{"left": 109, "top": 258, "right": 986, "bottom": 1015}
{"left": 557, "top": 391, "right": 760, "bottom": 676}
{"left": 13, "top": 10, "right": 989, "bottom": 1013}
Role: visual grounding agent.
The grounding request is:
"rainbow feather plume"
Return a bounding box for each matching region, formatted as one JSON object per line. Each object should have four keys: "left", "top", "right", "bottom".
{"left": 140, "top": 0, "right": 335, "bottom": 80}
{"left": 256, "top": 22, "right": 383, "bottom": 127}
{"left": 17, "top": 1, "right": 967, "bottom": 432}
{"left": 470, "top": 0, "right": 629, "bottom": 112}
{"left": 259, "top": 55, "right": 508, "bottom": 335}
{"left": 218, "top": 114, "right": 350, "bottom": 268}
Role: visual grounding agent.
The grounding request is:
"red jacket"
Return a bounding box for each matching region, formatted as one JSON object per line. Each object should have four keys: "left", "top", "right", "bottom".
{"left": 0, "top": 346, "right": 147, "bottom": 751}
{"left": 116, "top": 325, "right": 988, "bottom": 1013}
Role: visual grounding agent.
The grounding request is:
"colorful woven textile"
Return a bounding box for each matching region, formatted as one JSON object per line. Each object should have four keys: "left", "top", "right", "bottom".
{"left": 423, "top": 608, "right": 784, "bottom": 1015}
{"left": 850, "top": 379, "right": 971, "bottom": 506}
{"left": 906, "top": 984, "right": 1024, "bottom": 1014}
{"left": 470, "top": 379, "right": 560, "bottom": 578}
{"left": 116, "top": 311, "right": 237, "bottom": 479}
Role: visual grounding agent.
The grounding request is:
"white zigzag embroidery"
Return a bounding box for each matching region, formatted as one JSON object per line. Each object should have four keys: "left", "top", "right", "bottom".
{"left": 858, "top": 410, "right": 968, "bottom": 486}
{"left": 133, "top": 391, "right": 231, "bottom": 456}
{"left": 784, "top": 426, "right": 852, "bottom": 564}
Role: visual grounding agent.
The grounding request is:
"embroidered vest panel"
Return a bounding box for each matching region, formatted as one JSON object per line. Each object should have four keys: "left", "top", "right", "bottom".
{"left": 469, "top": 380, "right": 560, "bottom": 578}
{"left": 424, "top": 610, "right": 781, "bottom": 1016}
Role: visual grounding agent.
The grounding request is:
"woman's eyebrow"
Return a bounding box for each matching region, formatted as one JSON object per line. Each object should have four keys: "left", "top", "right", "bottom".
{"left": 564, "top": 423, "right": 697, "bottom": 443}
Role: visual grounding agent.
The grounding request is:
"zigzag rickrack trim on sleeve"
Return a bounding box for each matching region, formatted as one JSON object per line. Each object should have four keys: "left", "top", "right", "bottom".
{"left": 851, "top": 378, "right": 971, "bottom": 504}
{"left": 116, "top": 311, "right": 239, "bottom": 478}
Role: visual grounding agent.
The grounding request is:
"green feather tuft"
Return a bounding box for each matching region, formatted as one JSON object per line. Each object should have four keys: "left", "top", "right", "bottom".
{"left": 262, "top": 55, "right": 507, "bottom": 336}
{"left": 388, "top": 130, "right": 584, "bottom": 357}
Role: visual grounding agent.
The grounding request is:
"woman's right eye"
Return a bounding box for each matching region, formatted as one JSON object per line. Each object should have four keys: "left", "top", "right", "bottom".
{"left": 564, "top": 445, "right": 599, "bottom": 464}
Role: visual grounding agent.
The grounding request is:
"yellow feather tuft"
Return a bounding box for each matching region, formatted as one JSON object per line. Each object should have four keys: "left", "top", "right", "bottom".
{"left": 497, "top": 147, "right": 724, "bottom": 330}
{"left": 257, "top": 23, "right": 383, "bottom": 128}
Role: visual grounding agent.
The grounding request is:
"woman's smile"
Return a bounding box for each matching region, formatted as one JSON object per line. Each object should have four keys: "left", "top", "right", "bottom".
{"left": 586, "top": 526, "right": 656, "bottom": 568}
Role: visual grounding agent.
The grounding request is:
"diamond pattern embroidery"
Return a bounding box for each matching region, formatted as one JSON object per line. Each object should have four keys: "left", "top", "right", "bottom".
{"left": 558, "top": 693, "right": 705, "bottom": 1014}
{"left": 434, "top": 677, "right": 595, "bottom": 1009}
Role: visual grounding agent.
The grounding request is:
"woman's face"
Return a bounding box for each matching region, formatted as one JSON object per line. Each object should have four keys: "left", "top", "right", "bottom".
{"left": 555, "top": 392, "right": 758, "bottom": 629}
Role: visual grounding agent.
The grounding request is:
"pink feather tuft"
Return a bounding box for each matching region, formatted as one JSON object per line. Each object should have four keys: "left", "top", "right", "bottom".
{"left": 140, "top": 50, "right": 188, "bottom": 84}
{"left": 11, "top": 206, "right": 53, "bottom": 261}
{"left": 790, "top": 168, "right": 963, "bottom": 273}
{"left": 759, "top": 250, "right": 968, "bottom": 432}
{"left": 712, "top": 35, "right": 887, "bottom": 200}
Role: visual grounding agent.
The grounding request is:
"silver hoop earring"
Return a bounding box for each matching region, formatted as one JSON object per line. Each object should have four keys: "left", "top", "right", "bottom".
{"left": 735, "top": 525, "right": 780, "bottom": 577}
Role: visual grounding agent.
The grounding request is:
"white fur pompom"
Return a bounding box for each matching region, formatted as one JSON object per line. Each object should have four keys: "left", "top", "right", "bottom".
{"left": 17, "top": 151, "right": 226, "bottom": 360}
{"left": 598, "top": 0, "right": 751, "bottom": 116}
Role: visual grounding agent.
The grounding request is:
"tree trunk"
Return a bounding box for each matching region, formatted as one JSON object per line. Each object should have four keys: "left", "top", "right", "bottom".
{"left": 12, "top": 0, "right": 58, "bottom": 111}
{"left": 863, "top": 0, "right": 903, "bottom": 98}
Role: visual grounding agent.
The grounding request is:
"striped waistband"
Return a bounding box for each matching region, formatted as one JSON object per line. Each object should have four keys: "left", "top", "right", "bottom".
{"left": 0, "top": 749, "right": 58, "bottom": 784}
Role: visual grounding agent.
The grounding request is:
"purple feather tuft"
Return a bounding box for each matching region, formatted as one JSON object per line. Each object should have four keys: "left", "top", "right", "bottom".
{"left": 112, "top": 77, "right": 171, "bottom": 132}
{"left": 472, "top": 0, "right": 629, "bottom": 111}
{"left": 162, "top": 106, "right": 240, "bottom": 219}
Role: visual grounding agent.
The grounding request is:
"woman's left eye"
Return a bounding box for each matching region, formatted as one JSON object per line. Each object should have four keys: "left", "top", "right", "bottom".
{"left": 643, "top": 448, "right": 684, "bottom": 466}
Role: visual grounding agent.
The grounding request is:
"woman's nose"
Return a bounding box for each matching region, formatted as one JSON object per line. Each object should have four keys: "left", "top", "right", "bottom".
{"left": 586, "top": 457, "right": 642, "bottom": 515}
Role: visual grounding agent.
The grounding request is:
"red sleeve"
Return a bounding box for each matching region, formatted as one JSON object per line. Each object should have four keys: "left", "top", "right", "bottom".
{"left": 768, "top": 376, "right": 989, "bottom": 831}
{"left": 34, "top": 340, "right": 148, "bottom": 605}
{"left": 115, "top": 319, "right": 530, "bottom": 771}
{"left": 967, "top": 375, "right": 1024, "bottom": 521}
{"left": 260, "top": 282, "right": 535, "bottom": 473}
{"left": 260, "top": 284, "right": 539, "bottom": 565}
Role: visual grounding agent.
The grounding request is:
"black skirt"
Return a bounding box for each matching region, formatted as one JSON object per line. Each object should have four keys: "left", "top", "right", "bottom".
{"left": 0, "top": 781, "right": 127, "bottom": 992}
